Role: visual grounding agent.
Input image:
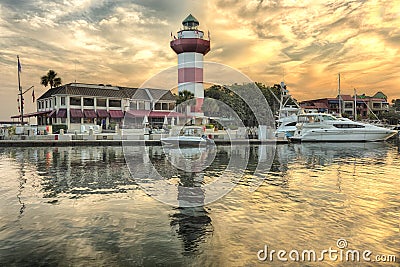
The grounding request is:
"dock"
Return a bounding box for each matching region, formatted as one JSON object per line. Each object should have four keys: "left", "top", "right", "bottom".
{"left": 0, "top": 139, "right": 288, "bottom": 147}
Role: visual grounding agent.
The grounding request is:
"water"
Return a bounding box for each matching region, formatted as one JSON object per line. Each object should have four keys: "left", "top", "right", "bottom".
{"left": 0, "top": 143, "right": 399, "bottom": 266}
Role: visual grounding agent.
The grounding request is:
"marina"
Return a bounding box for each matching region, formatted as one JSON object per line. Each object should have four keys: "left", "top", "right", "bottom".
{"left": 1, "top": 1, "right": 400, "bottom": 265}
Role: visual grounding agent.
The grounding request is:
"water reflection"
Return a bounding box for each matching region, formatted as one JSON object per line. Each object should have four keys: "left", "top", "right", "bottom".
{"left": 2, "top": 147, "right": 135, "bottom": 200}
{"left": 1, "top": 143, "right": 394, "bottom": 202}
{"left": 17, "top": 159, "right": 26, "bottom": 216}
{"left": 124, "top": 145, "right": 272, "bottom": 206}
{"left": 275, "top": 142, "right": 391, "bottom": 168}
{"left": 0, "top": 143, "right": 398, "bottom": 266}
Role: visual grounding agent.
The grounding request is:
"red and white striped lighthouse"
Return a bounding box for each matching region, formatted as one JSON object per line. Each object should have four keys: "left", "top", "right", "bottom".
{"left": 170, "top": 14, "right": 210, "bottom": 114}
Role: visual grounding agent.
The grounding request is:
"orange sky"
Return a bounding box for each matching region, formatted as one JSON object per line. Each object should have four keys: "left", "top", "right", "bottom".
{"left": 0, "top": 0, "right": 399, "bottom": 120}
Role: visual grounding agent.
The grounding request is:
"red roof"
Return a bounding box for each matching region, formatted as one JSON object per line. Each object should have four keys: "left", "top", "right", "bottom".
{"left": 338, "top": 95, "right": 353, "bottom": 101}
{"left": 313, "top": 102, "right": 328, "bottom": 109}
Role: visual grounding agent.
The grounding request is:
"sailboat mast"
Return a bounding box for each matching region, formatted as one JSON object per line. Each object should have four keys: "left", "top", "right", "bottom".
{"left": 354, "top": 88, "right": 357, "bottom": 121}
{"left": 17, "top": 55, "right": 23, "bottom": 125}
{"left": 338, "top": 73, "right": 341, "bottom": 116}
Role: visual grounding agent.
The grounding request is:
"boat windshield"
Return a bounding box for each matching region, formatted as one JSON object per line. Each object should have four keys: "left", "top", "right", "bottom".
{"left": 321, "top": 115, "right": 337, "bottom": 121}
{"left": 298, "top": 114, "right": 338, "bottom": 123}
{"left": 180, "top": 127, "right": 203, "bottom": 137}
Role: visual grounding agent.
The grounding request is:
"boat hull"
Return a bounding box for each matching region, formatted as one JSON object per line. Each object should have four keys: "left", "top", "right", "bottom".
{"left": 161, "top": 136, "right": 214, "bottom": 147}
{"left": 290, "top": 129, "right": 397, "bottom": 142}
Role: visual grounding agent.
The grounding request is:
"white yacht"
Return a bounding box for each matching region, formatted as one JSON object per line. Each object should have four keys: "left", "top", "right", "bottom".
{"left": 274, "top": 82, "right": 301, "bottom": 139}
{"left": 275, "top": 106, "right": 300, "bottom": 138}
{"left": 161, "top": 126, "right": 215, "bottom": 146}
{"left": 290, "top": 113, "right": 397, "bottom": 142}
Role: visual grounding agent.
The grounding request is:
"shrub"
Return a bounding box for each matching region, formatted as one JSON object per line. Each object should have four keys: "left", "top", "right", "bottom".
{"left": 52, "top": 124, "right": 68, "bottom": 134}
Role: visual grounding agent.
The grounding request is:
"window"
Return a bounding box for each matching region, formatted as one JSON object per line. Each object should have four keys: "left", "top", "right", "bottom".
{"left": 130, "top": 101, "right": 137, "bottom": 110}
{"left": 344, "top": 102, "right": 353, "bottom": 109}
{"left": 155, "top": 103, "right": 162, "bottom": 110}
{"left": 109, "top": 100, "right": 121, "bottom": 107}
{"left": 84, "top": 98, "right": 94, "bottom": 106}
{"left": 45, "top": 100, "right": 48, "bottom": 108}
{"left": 373, "top": 103, "right": 381, "bottom": 109}
{"left": 49, "top": 99, "right": 52, "bottom": 108}
{"left": 60, "top": 118, "right": 66, "bottom": 124}
{"left": 162, "top": 103, "right": 168, "bottom": 110}
{"left": 70, "top": 97, "right": 81, "bottom": 106}
{"left": 97, "top": 99, "right": 106, "bottom": 107}
{"left": 138, "top": 101, "right": 145, "bottom": 110}
{"left": 286, "top": 122, "right": 297, "bottom": 127}
{"left": 83, "top": 118, "right": 94, "bottom": 123}
{"left": 54, "top": 97, "right": 57, "bottom": 106}
{"left": 334, "top": 124, "right": 365, "bottom": 128}
{"left": 70, "top": 117, "right": 81, "bottom": 123}
{"left": 61, "top": 97, "right": 65, "bottom": 106}
{"left": 322, "top": 115, "right": 337, "bottom": 121}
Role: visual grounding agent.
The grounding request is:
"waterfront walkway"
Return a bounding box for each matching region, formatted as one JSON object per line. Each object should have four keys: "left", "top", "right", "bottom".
{"left": 0, "top": 139, "right": 286, "bottom": 147}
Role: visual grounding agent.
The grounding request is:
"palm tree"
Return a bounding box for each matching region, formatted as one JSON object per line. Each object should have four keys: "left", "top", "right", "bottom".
{"left": 41, "top": 70, "right": 62, "bottom": 88}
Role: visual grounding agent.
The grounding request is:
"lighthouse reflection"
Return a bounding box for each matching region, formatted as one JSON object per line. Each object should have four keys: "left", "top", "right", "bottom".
{"left": 156, "top": 146, "right": 213, "bottom": 253}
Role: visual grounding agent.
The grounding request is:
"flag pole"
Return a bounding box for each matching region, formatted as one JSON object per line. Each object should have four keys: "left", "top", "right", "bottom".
{"left": 17, "top": 55, "right": 24, "bottom": 125}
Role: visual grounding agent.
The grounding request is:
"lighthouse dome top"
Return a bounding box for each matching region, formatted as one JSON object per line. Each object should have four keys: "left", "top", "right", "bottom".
{"left": 182, "top": 14, "right": 199, "bottom": 29}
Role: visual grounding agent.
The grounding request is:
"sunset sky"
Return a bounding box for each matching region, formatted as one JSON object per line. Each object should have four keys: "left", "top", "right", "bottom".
{"left": 0, "top": 0, "right": 399, "bottom": 120}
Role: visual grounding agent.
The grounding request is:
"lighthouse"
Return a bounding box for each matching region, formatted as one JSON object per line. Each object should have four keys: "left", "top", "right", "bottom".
{"left": 170, "top": 14, "right": 210, "bottom": 114}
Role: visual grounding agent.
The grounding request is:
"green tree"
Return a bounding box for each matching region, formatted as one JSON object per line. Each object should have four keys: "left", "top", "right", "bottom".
{"left": 204, "top": 82, "right": 288, "bottom": 127}
{"left": 41, "top": 70, "right": 62, "bottom": 88}
{"left": 176, "top": 90, "right": 194, "bottom": 105}
{"left": 175, "top": 90, "right": 195, "bottom": 114}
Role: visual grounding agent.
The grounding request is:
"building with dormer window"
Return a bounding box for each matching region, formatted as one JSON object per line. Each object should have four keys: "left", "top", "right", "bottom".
{"left": 33, "top": 83, "right": 177, "bottom": 132}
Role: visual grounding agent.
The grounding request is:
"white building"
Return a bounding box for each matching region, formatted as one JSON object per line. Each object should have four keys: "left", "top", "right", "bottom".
{"left": 34, "top": 83, "right": 177, "bottom": 132}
